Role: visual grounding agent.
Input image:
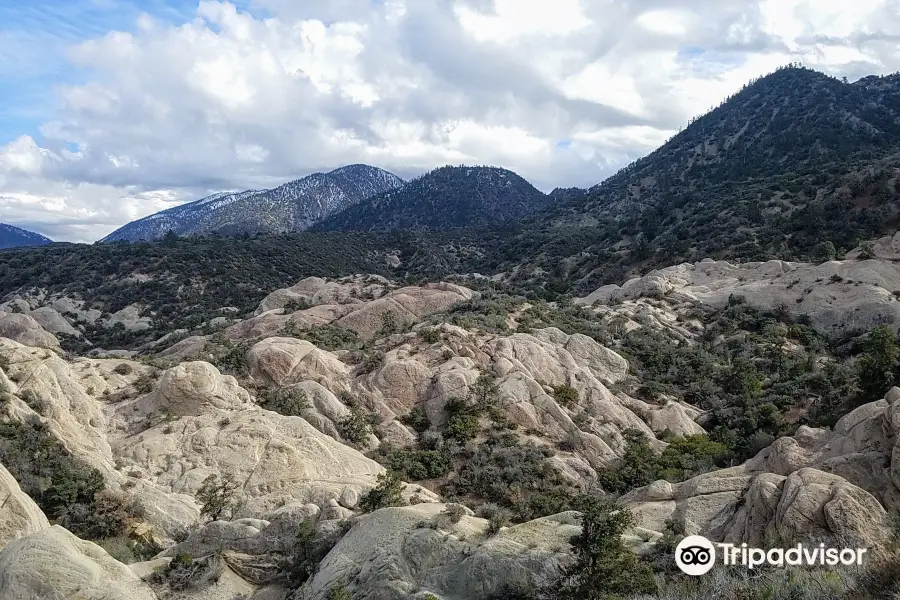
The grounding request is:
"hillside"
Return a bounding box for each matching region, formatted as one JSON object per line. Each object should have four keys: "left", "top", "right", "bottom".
{"left": 509, "top": 66, "right": 900, "bottom": 291}
{"left": 102, "top": 164, "right": 403, "bottom": 241}
{"left": 315, "top": 165, "right": 551, "bottom": 231}
{"left": 0, "top": 223, "right": 52, "bottom": 249}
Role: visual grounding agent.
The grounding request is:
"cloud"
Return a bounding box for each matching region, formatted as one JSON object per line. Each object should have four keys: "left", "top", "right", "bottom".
{"left": 2, "top": 0, "right": 900, "bottom": 242}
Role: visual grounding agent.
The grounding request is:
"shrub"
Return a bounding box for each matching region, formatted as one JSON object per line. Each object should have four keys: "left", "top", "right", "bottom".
{"left": 259, "top": 387, "right": 310, "bottom": 416}
{"left": 285, "top": 519, "right": 349, "bottom": 586}
{"left": 133, "top": 371, "right": 157, "bottom": 394}
{"left": 338, "top": 407, "right": 377, "bottom": 447}
{"left": 57, "top": 489, "right": 137, "bottom": 541}
{"left": 0, "top": 418, "right": 106, "bottom": 526}
{"left": 442, "top": 503, "right": 467, "bottom": 524}
{"left": 419, "top": 328, "right": 441, "bottom": 344}
{"left": 113, "top": 363, "right": 134, "bottom": 375}
{"left": 359, "top": 470, "right": 405, "bottom": 512}
{"left": 552, "top": 498, "right": 657, "bottom": 599}
{"left": 381, "top": 448, "right": 452, "bottom": 480}
{"left": 196, "top": 474, "right": 238, "bottom": 522}
{"left": 552, "top": 384, "right": 579, "bottom": 408}
{"left": 326, "top": 583, "right": 353, "bottom": 600}
{"left": 860, "top": 241, "right": 876, "bottom": 259}
{"left": 398, "top": 406, "right": 429, "bottom": 433}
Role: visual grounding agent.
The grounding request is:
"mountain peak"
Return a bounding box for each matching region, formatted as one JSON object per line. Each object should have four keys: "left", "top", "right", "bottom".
{"left": 316, "top": 164, "right": 550, "bottom": 232}
{"left": 0, "top": 223, "right": 53, "bottom": 249}
{"left": 102, "top": 164, "right": 404, "bottom": 242}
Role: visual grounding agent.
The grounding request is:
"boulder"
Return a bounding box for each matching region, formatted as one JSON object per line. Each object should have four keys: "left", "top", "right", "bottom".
{"left": 0, "top": 526, "right": 158, "bottom": 600}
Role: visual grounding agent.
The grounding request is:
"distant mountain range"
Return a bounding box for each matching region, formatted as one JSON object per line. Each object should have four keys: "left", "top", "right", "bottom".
{"left": 101, "top": 164, "right": 404, "bottom": 242}
{"left": 0, "top": 224, "right": 52, "bottom": 249}
{"left": 315, "top": 165, "right": 551, "bottom": 231}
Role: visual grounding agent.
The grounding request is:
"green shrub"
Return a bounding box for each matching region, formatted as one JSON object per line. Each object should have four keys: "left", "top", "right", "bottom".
{"left": 259, "top": 387, "right": 310, "bottom": 416}
{"left": 359, "top": 470, "right": 405, "bottom": 513}
{"left": 552, "top": 384, "right": 579, "bottom": 408}
{"left": 196, "top": 474, "right": 238, "bottom": 522}
{"left": 553, "top": 498, "right": 657, "bottom": 599}
{"left": 338, "top": 407, "right": 377, "bottom": 447}
{"left": 398, "top": 406, "right": 429, "bottom": 433}
{"left": 326, "top": 583, "right": 353, "bottom": 600}
{"left": 442, "top": 503, "right": 466, "bottom": 524}
{"left": 381, "top": 448, "right": 452, "bottom": 480}
{"left": 113, "top": 363, "right": 133, "bottom": 375}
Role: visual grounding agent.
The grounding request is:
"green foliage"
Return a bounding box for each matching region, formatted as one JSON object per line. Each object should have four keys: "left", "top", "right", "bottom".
{"left": 379, "top": 447, "right": 452, "bottom": 480}
{"left": 0, "top": 417, "right": 105, "bottom": 521}
{"left": 209, "top": 342, "right": 250, "bottom": 377}
{"left": 326, "top": 583, "right": 353, "bottom": 600}
{"left": 552, "top": 384, "right": 579, "bottom": 408}
{"left": 552, "top": 498, "right": 657, "bottom": 600}
{"left": 338, "top": 407, "right": 377, "bottom": 447}
{"left": 113, "top": 363, "right": 134, "bottom": 375}
{"left": 444, "top": 432, "right": 577, "bottom": 522}
{"left": 196, "top": 474, "right": 238, "bottom": 522}
{"left": 57, "top": 489, "right": 139, "bottom": 541}
{"left": 258, "top": 387, "right": 310, "bottom": 417}
{"left": 418, "top": 327, "right": 441, "bottom": 344}
{"left": 288, "top": 324, "right": 361, "bottom": 351}
{"left": 860, "top": 241, "right": 877, "bottom": 259}
{"left": 359, "top": 470, "right": 405, "bottom": 513}
{"left": 857, "top": 325, "right": 900, "bottom": 403}
{"left": 285, "top": 519, "right": 343, "bottom": 587}
{"left": 398, "top": 406, "right": 429, "bottom": 433}
{"left": 597, "top": 430, "right": 731, "bottom": 495}
{"left": 442, "top": 503, "right": 466, "bottom": 524}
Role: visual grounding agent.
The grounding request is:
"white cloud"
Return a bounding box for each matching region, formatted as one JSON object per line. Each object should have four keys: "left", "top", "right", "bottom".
{"left": 2, "top": 0, "right": 900, "bottom": 241}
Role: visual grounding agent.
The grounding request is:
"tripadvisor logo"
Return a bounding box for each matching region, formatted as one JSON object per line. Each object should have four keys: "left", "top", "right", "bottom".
{"left": 674, "top": 535, "right": 869, "bottom": 576}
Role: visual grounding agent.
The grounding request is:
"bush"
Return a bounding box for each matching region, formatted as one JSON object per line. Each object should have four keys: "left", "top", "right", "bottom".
{"left": 442, "top": 503, "right": 467, "bottom": 524}
{"left": 285, "top": 519, "right": 349, "bottom": 586}
{"left": 0, "top": 418, "right": 106, "bottom": 525}
{"left": 597, "top": 430, "right": 731, "bottom": 495}
{"left": 338, "top": 407, "right": 377, "bottom": 447}
{"left": 196, "top": 474, "right": 238, "bottom": 521}
{"left": 57, "top": 489, "right": 138, "bottom": 541}
{"left": 359, "top": 470, "right": 405, "bottom": 513}
{"left": 326, "top": 583, "right": 353, "bottom": 600}
{"left": 381, "top": 448, "right": 452, "bottom": 480}
{"left": 552, "top": 384, "right": 579, "bottom": 408}
{"left": 259, "top": 387, "right": 310, "bottom": 416}
{"left": 398, "top": 406, "right": 430, "bottom": 433}
{"left": 113, "top": 363, "right": 134, "bottom": 375}
{"left": 552, "top": 498, "right": 657, "bottom": 599}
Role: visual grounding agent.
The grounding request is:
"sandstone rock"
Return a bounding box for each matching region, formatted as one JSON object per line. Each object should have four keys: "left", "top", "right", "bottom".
{"left": 147, "top": 361, "right": 251, "bottom": 417}
{"left": 578, "top": 256, "right": 900, "bottom": 340}
{"left": 248, "top": 338, "right": 351, "bottom": 388}
{"left": 0, "top": 525, "right": 158, "bottom": 599}
{"left": 0, "top": 462, "right": 50, "bottom": 547}
{"left": 299, "top": 503, "right": 576, "bottom": 600}
{"left": 0, "top": 313, "right": 59, "bottom": 349}
{"left": 105, "top": 304, "right": 152, "bottom": 332}
{"left": 27, "top": 306, "right": 79, "bottom": 337}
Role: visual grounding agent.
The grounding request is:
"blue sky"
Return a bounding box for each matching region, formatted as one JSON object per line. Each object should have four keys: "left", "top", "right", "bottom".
{"left": 0, "top": 0, "right": 262, "bottom": 144}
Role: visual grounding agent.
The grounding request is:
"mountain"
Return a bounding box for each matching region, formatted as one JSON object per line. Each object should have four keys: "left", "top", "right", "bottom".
{"left": 0, "top": 224, "right": 52, "bottom": 249}
{"left": 102, "top": 164, "right": 404, "bottom": 242}
{"left": 315, "top": 165, "right": 551, "bottom": 231}
{"left": 463, "top": 66, "right": 900, "bottom": 293}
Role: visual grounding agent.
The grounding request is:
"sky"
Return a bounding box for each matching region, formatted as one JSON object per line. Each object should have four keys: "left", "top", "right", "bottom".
{"left": 1, "top": 0, "right": 900, "bottom": 242}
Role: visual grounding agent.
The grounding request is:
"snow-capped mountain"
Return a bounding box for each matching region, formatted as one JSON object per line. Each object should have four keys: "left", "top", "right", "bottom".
{"left": 0, "top": 223, "right": 53, "bottom": 249}
{"left": 102, "top": 164, "right": 404, "bottom": 242}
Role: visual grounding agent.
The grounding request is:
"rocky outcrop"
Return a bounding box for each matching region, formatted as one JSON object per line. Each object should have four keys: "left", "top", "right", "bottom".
{"left": 0, "top": 463, "right": 50, "bottom": 547}
{"left": 0, "top": 525, "right": 158, "bottom": 599}
{"left": 579, "top": 256, "right": 900, "bottom": 340}
{"left": 621, "top": 387, "right": 900, "bottom": 548}
{"left": 298, "top": 503, "right": 577, "bottom": 600}
{"left": 0, "top": 313, "right": 59, "bottom": 349}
